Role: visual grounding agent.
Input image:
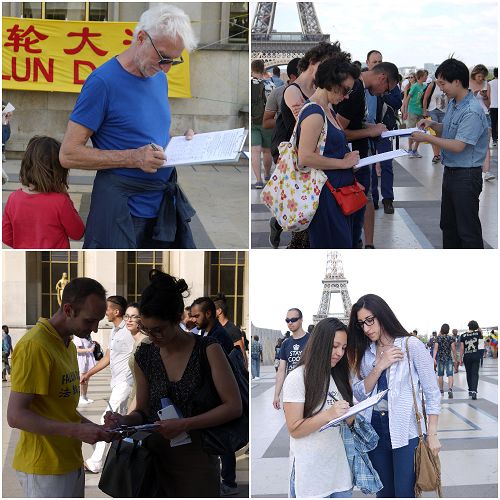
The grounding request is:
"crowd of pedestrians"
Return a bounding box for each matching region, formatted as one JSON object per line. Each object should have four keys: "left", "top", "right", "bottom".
{"left": 6, "top": 274, "right": 248, "bottom": 498}
{"left": 252, "top": 41, "right": 497, "bottom": 250}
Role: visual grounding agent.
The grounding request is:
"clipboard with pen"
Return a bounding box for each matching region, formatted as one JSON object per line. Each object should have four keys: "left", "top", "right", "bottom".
{"left": 319, "top": 389, "right": 389, "bottom": 431}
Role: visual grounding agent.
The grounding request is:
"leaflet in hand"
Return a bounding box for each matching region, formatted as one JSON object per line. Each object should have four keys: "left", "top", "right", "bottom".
{"left": 163, "top": 128, "right": 248, "bottom": 166}
{"left": 157, "top": 404, "right": 192, "bottom": 447}
{"left": 380, "top": 128, "right": 427, "bottom": 139}
{"left": 2, "top": 102, "right": 15, "bottom": 115}
{"left": 319, "top": 389, "right": 389, "bottom": 431}
{"left": 354, "top": 149, "right": 411, "bottom": 169}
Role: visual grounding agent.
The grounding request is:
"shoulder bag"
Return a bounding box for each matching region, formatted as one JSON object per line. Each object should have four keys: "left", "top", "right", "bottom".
{"left": 98, "top": 437, "right": 163, "bottom": 497}
{"left": 191, "top": 338, "right": 249, "bottom": 455}
{"left": 324, "top": 172, "right": 367, "bottom": 216}
{"left": 261, "top": 102, "right": 328, "bottom": 232}
{"left": 405, "top": 337, "right": 442, "bottom": 498}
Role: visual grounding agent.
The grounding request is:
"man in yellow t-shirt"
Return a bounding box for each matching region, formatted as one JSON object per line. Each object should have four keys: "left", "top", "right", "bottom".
{"left": 7, "top": 277, "right": 114, "bottom": 498}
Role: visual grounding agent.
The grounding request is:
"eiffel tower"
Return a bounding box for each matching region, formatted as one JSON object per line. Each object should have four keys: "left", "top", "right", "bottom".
{"left": 313, "top": 252, "right": 352, "bottom": 326}
{"left": 251, "top": 2, "right": 330, "bottom": 66}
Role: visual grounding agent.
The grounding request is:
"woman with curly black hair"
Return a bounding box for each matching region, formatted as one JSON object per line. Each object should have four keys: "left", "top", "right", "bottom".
{"left": 296, "top": 54, "right": 362, "bottom": 248}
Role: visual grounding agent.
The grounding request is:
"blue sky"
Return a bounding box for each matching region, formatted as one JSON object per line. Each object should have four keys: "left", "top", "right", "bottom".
{"left": 251, "top": 0, "right": 498, "bottom": 69}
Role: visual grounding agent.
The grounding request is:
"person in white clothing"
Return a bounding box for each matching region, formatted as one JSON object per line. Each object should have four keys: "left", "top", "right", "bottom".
{"left": 347, "top": 294, "right": 441, "bottom": 498}
{"left": 81, "top": 295, "right": 134, "bottom": 473}
{"left": 283, "top": 318, "right": 353, "bottom": 498}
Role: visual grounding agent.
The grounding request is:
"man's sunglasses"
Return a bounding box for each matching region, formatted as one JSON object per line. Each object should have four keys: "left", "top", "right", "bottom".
{"left": 144, "top": 31, "right": 184, "bottom": 66}
{"left": 285, "top": 316, "right": 301, "bottom": 324}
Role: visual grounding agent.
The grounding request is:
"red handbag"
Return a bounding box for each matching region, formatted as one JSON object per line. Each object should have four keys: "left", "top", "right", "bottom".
{"left": 325, "top": 175, "right": 368, "bottom": 216}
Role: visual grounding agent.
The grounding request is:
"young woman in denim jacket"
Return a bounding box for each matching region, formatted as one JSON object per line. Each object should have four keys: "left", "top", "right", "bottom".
{"left": 347, "top": 294, "right": 441, "bottom": 498}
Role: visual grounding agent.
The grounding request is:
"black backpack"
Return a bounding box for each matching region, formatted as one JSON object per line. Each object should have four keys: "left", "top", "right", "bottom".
{"left": 251, "top": 78, "right": 266, "bottom": 125}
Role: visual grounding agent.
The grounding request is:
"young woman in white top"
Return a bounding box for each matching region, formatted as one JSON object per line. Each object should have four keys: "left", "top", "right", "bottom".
{"left": 283, "top": 318, "right": 353, "bottom": 498}
{"left": 347, "top": 294, "right": 441, "bottom": 498}
{"left": 470, "top": 64, "right": 495, "bottom": 181}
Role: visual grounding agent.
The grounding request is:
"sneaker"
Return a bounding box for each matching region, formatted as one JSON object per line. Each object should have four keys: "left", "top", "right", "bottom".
{"left": 78, "top": 398, "right": 90, "bottom": 406}
{"left": 264, "top": 174, "right": 271, "bottom": 182}
{"left": 255, "top": 181, "right": 264, "bottom": 189}
{"left": 269, "top": 217, "right": 282, "bottom": 249}
{"left": 85, "top": 398, "right": 94, "bottom": 404}
{"left": 471, "top": 391, "right": 477, "bottom": 400}
{"left": 254, "top": 377, "right": 260, "bottom": 381}
{"left": 448, "top": 389, "right": 453, "bottom": 399}
{"left": 432, "top": 155, "right": 441, "bottom": 164}
{"left": 220, "top": 483, "right": 239, "bottom": 496}
{"left": 493, "top": 140, "right": 497, "bottom": 147}
{"left": 411, "top": 150, "right": 423, "bottom": 158}
{"left": 364, "top": 244, "right": 375, "bottom": 249}
{"left": 382, "top": 199, "right": 394, "bottom": 215}
{"left": 483, "top": 171, "right": 496, "bottom": 181}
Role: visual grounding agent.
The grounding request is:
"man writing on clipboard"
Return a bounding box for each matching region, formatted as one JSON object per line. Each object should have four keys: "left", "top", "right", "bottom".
{"left": 60, "top": 5, "right": 197, "bottom": 249}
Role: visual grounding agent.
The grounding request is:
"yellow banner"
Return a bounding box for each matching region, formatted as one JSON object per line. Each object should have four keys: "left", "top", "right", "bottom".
{"left": 2, "top": 17, "right": 191, "bottom": 97}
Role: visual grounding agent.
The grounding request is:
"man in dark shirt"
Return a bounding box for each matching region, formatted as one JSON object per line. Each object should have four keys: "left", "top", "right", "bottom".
{"left": 273, "top": 308, "right": 310, "bottom": 410}
{"left": 460, "top": 320, "right": 482, "bottom": 399}
{"left": 335, "top": 62, "right": 399, "bottom": 248}
{"left": 189, "top": 296, "right": 239, "bottom": 495}
{"left": 190, "top": 297, "right": 234, "bottom": 355}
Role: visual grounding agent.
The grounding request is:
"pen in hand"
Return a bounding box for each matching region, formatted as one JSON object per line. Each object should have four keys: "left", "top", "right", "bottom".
{"left": 149, "top": 143, "right": 160, "bottom": 151}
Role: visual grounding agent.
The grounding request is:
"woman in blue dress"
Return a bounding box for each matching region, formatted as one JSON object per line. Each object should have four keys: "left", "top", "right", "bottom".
{"left": 296, "top": 54, "right": 362, "bottom": 248}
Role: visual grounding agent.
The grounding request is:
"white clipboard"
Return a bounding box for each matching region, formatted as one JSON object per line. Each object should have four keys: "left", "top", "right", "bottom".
{"left": 319, "top": 389, "right": 389, "bottom": 431}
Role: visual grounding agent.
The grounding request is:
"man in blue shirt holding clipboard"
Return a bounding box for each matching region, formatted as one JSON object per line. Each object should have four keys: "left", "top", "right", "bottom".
{"left": 411, "top": 58, "right": 488, "bottom": 249}
{"left": 60, "top": 5, "right": 197, "bottom": 249}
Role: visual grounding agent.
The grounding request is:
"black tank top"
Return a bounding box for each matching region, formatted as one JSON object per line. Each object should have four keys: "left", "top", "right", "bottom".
{"left": 271, "top": 83, "right": 309, "bottom": 161}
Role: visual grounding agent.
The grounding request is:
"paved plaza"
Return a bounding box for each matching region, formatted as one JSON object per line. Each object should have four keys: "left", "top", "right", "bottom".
{"left": 2, "top": 367, "right": 249, "bottom": 498}
{"left": 252, "top": 141, "right": 498, "bottom": 249}
{"left": 2, "top": 157, "right": 249, "bottom": 249}
{"left": 251, "top": 358, "right": 498, "bottom": 498}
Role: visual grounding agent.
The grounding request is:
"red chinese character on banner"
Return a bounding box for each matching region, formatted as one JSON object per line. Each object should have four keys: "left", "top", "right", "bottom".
{"left": 123, "top": 28, "right": 134, "bottom": 46}
{"left": 4, "top": 24, "right": 48, "bottom": 53}
{"left": 64, "top": 27, "right": 108, "bottom": 56}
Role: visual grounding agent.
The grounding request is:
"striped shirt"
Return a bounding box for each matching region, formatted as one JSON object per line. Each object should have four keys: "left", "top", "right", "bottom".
{"left": 352, "top": 335, "right": 441, "bottom": 449}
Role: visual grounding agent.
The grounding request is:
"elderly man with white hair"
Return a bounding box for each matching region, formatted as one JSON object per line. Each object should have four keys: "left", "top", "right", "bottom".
{"left": 60, "top": 4, "right": 198, "bottom": 249}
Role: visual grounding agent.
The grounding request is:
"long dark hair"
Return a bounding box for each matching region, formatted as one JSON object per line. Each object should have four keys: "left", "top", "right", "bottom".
{"left": 295, "top": 318, "right": 353, "bottom": 418}
{"left": 347, "top": 294, "right": 411, "bottom": 377}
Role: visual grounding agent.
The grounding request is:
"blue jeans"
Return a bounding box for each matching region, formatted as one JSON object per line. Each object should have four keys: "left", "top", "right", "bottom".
{"left": 437, "top": 358, "right": 454, "bottom": 377}
{"left": 2, "top": 124, "right": 11, "bottom": 152}
{"left": 251, "top": 357, "right": 260, "bottom": 378}
{"left": 368, "top": 411, "right": 419, "bottom": 498}
{"left": 290, "top": 460, "right": 352, "bottom": 498}
{"left": 131, "top": 215, "right": 177, "bottom": 249}
{"left": 370, "top": 137, "right": 394, "bottom": 204}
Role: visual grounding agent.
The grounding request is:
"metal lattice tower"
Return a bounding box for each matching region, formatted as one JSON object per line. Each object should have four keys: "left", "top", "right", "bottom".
{"left": 313, "top": 252, "right": 352, "bottom": 326}
{"left": 251, "top": 2, "right": 330, "bottom": 66}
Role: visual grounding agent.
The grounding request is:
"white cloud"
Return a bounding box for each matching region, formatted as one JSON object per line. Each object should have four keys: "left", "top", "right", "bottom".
{"left": 251, "top": 1, "right": 498, "bottom": 67}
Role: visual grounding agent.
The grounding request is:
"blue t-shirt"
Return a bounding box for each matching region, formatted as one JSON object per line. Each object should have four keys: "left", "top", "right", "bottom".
{"left": 69, "top": 57, "right": 173, "bottom": 218}
{"left": 441, "top": 91, "right": 489, "bottom": 168}
{"left": 279, "top": 333, "right": 310, "bottom": 374}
